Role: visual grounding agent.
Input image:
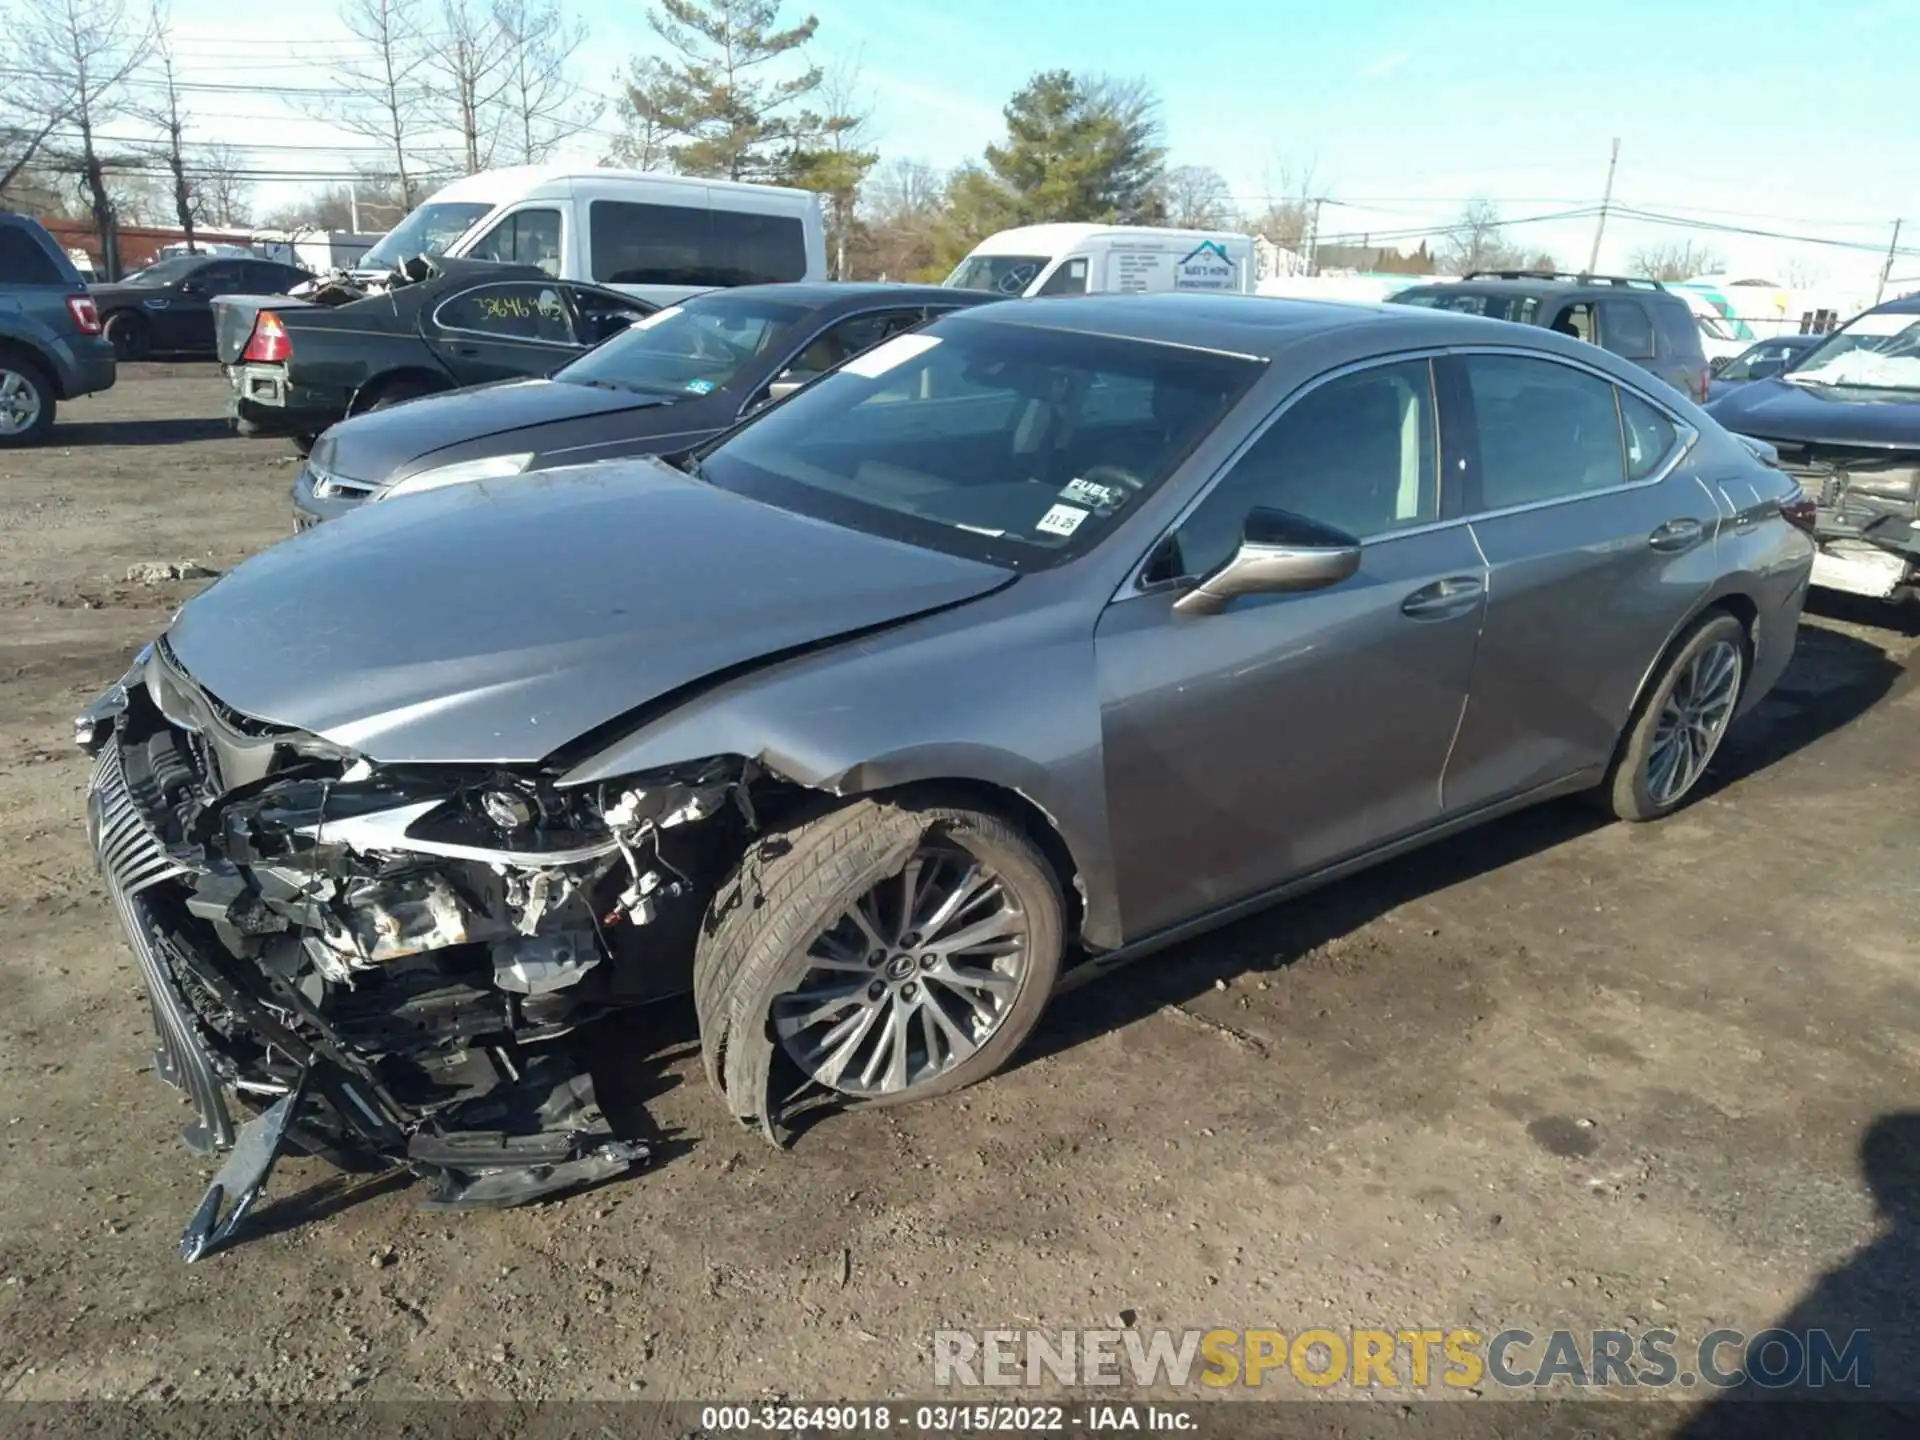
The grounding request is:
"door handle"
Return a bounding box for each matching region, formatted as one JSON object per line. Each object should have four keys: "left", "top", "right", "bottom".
{"left": 1401, "top": 576, "right": 1483, "bottom": 619}
{"left": 1648, "top": 517, "right": 1705, "bottom": 552}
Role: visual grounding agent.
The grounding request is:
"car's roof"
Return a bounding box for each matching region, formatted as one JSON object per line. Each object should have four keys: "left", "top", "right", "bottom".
{"left": 1868, "top": 293, "right": 1920, "bottom": 316}
{"left": 1398, "top": 276, "right": 1687, "bottom": 304}
{"left": 689, "top": 282, "right": 987, "bottom": 310}
{"left": 947, "top": 291, "right": 1492, "bottom": 359}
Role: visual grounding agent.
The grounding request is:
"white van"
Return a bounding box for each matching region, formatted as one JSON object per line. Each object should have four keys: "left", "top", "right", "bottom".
{"left": 944, "top": 223, "right": 1256, "bottom": 298}
{"left": 351, "top": 166, "right": 828, "bottom": 304}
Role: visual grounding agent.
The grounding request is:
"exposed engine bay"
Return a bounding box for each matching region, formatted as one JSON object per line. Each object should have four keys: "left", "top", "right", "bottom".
{"left": 80, "top": 639, "right": 757, "bottom": 1260}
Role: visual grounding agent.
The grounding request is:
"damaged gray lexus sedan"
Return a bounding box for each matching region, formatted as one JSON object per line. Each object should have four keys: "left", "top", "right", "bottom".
{"left": 80, "top": 294, "right": 1814, "bottom": 1257}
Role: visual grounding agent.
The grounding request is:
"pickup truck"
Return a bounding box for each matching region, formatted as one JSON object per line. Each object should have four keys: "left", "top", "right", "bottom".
{"left": 0, "top": 213, "right": 115, "bottom": 444}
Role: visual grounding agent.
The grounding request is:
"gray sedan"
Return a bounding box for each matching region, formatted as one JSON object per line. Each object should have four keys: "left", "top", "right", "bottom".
{"left": 80, "top": 294, "right": 1813, "bottom": 1252}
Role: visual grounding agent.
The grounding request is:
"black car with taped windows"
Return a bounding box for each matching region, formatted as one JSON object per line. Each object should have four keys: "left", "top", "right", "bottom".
{"left": 291, "top": 282, "right": 996, "bottom": 525}
{"left": 218, "top": 256, "right": 657, "bottom": 449}
{"left": 95, "top": 252, "right": 313, "bottom": 360}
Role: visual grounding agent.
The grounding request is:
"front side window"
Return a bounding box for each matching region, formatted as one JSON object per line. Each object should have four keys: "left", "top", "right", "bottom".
{"left": 698, "top": 317, "right": 1261, "bottom": 569}
{"left": 1169, "top": 359, "right": 1440, "bottom": 580}
{"left": 120, "top": 255, "right": 207, "bottom": 287}
{"left": 1548, "top": 302, "right": 1595, "bottom": 342}
{"left": 1599, "top": 299, "right": 1656, "bottom": 360}
{"left": 1464, "top": 354, "right": 1627, "bottom": 510}
{"left": 467, "top": 209, "right": 562, "bottom": 274}
{"left": 1395, "top": 289, "right": 1540, "bottom": 325}
{"left": 436, "top": 282, "right": 574, "bottom": 343}
{"left": 556, "top": 290, "right": 808, "bottom": 396}
{"left": 784, "top": 309, "right": 926, "bottom": 379}
{"left": 945, "top": 254, "right": 1048, "bottom": 296}
{"left": 1037, "top": 257, "right": 1090, "bottom": 296}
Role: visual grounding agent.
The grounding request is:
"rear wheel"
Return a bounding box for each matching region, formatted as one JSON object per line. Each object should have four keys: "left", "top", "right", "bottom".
{"left": 0, "top": 356, "right": 55, "bottom": 446}
{"left": 696, "top": 798, "right": 1064, "bottom": 1128}
{"left": 1601, "top": 611, "right": 1747, "bottom": 821}
{"left": 104, "top": 311, "right": 150, "bottom": 361}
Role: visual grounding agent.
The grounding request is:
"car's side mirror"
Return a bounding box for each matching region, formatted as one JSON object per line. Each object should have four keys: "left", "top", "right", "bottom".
{"left": 1172, "top": 506, "right": 1362, "bottom": 617}
{"left": 585, "top": 310, "right": 635, "bottom": 343}
{"left": 1749, "top": 358, "right": 1785, "bottom": 380}
{"left": 178, "top": 279, "right": 205, "bottom": 296}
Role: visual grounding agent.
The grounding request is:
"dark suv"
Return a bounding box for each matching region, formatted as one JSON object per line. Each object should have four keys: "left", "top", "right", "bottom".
{"left": 0, "top": 213, "right": 116, "bottom": 444}
{"left": 1391, "top": 272, "right": 1711, "bottom": 404}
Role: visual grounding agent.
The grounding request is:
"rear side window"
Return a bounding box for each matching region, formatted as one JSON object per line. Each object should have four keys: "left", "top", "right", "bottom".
{"left": 1464, "top": 354, "right": 1626, "bottom": 510}
{"left": 1652, "top": 299, "right": 1706, "bottom": 359}
{"left": 591, "top": 201, "right": 806, "bottom": 287}
{"left": 1619, "top": 391, "right": 1682, "bottom": 480}
{"left": 436, "top": 282, "right": 575, "bottom": 343}
{"left": 1598, "top": 299, "right": 1655, "bottom": 360}
{"left": 0, "top": 226, "right": 62, "bottom": 285}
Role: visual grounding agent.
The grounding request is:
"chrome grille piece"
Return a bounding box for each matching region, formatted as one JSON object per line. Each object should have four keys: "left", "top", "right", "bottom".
{"left": 90, "top": 739, "right": 235, "bottom": 1154}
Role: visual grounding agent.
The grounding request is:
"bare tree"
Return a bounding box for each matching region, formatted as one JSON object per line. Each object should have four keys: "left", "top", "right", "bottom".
{"left": 1160, "top": 164, "right": 1235, "bottom": 230}
{"left": 784, "top": 54, "right": 876, "bottom": 277}
{"left": 196, "top": 141, "right": 252, "bottom": 227}
{"left": 1783, "top": 256, "right": 1825, "bottom": 289}
{"left": 1246, "top": 158, "right": 1317, "bottom": 250}
{"left": 140, "top": 14, "right": 199, "bottom": 249}
{"left": 25, "top": 0, "right": 154, "bottom": 277}
{"left": 324, "top": 0, "right": 429, "bottom": 209}
{"left": 1440, "top": 198, "right": 1530, "bottom": 275}
{"left": 423, "top": 0, "right": 513, "bottom": 174}
{"left": 1628, "top": 238, "right": 1724, "bottom": 282}
{"left": 493, "top": 0, "right": 600, "bottom": 164}
{"left": 0, "top": 6, "right": 82, "bottom": 201}
{"left": 855, "top": 158, "right": 946, "bottom": 280}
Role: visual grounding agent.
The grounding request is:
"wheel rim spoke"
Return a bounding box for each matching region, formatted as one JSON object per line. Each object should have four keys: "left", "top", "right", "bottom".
{"left": 777, "top": 839, "right": 1030, "bottom": 1099}
{"left": 1645, "top": 640, "right": 1743, "bottom": 806}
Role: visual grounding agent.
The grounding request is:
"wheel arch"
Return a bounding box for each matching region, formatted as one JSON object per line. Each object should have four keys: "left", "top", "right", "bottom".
{"left": 0, "top": 337, "right": 59, "bottom": 396}
{"left": 347, "top": 366, "right": 450, "bottom": 416}
{"left": 1617, "top": 586, "right": 1759, "bottom": 752}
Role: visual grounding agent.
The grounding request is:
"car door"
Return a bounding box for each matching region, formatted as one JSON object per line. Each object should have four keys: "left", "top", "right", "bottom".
{"left": 561, "top": 284, "right": 653, "bottom": 347}
{"left": 1092, "top": 356, "right": 1488, "bottom": 939}
{"left": 425, "top": 280, "right": 582, "bottom": 385}
{"left": 1440, "top": 349, "right": 1716, "bottom": 812}
{"left": 168, "top": 261, "right": 243, "bottom": 351}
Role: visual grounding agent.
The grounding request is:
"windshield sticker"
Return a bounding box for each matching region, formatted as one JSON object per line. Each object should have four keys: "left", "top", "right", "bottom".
{"left": 632, "top": 305, "right": 683, "bottom": 331}
{"left": 683, "top": 378, "right": 717, "bottom": 395}
{"left": 840, "top": 333, "right": 941, "bottom": 378}
{"left": 1062, "top": 476, "right": 1125, "bottom": 510}
{"left": 1035, "top": 503, "right": 1090, "bottom": 538}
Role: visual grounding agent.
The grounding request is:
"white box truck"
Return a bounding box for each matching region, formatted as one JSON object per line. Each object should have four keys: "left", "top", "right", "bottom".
{"left": 945, "top": 223, "right": 1256, "bottom": 298}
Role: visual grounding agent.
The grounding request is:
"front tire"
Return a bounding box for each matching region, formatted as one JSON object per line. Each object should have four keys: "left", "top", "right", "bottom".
{"left": 1601, "top": 611, "right": 1747, "bottom": 821}
{"left": 695, "top": 798, "right": 1064, "bottom": 1131}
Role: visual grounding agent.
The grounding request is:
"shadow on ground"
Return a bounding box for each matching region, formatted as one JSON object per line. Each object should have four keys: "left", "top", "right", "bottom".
{"left": 53, "top": 416, "right": 232, "bottom": 446}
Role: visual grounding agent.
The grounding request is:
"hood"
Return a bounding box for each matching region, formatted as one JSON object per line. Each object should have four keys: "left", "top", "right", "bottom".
{"left": 315, "top": 378, "right": 678, "bottom": 485}
{"left": 1706, "top": 376, "right": 1920, "bottom": 450}
{"left": 164, "top": 460, "right": 1012, "bottom": 765}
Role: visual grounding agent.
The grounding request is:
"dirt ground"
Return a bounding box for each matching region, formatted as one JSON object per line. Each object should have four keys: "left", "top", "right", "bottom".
{"left": 2, "top": 367, "right": 1918, "bottom": 1420}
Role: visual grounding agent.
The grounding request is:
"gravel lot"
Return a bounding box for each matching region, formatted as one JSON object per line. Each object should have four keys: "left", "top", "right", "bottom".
{"left": 2, "top": 366, "right": 1918, "bottom": 1423}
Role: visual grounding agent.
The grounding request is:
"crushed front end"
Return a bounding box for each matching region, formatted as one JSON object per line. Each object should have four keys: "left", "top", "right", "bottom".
{"left": 1772, "top": 440, "right": 1920, "bottom": 600}
{"left": 80, "top": 640, "right": 740, "bottom": 1259}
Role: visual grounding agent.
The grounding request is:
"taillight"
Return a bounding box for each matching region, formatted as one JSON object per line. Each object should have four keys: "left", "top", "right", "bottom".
{"left": 242, "top": 310, "right": 290, "bottom": 364}
{"left": 1697, "top": 368, "right": 1711, "bottom": 404}
{"left": 66, "top": 294, "right": 100, "bottom": 335}
{"left": 1779, "top": 486, "right": 1817, "bottom": 535}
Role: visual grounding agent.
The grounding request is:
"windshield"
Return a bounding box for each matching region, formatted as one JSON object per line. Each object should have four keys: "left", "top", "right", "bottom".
{"left": 945, "top": 254, "right": 1049, "bottom": 296}
{"left": 556, "top": 291, "right": 810, "bottom": 397}
{"left": 697, "top": 315, "right": 1262, "bottom": 569}
{"left": 1789, "top": 309, "right": 1920, "bottom": 391}
{"left": 1721, "top": 338, "right": 1810, "bottom": 383}
{"left": 119, "top": 256, "right": 208, "bottom": 287}
{"left": 359, "top": 201, "right": 495, "bottom": 272}
{"left": 1696, "top": 312, "right": 1736, "bottom": 342}
{"left": 1393, "top": 289, "right": 1540, "bottom": 324}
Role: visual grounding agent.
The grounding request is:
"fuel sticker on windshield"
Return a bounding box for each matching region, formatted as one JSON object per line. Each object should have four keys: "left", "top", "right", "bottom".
{"left": 683, "top": 378, "right": 717, "bottom": 394}
{"left": 840, "top": 333, "right": 941, "bottom": 378}
{"left": 1035, "top": 503, "right": 1090, "bottom": 538}
{"left": 1061, "top": 476, "right": 1125, "bottom": 510}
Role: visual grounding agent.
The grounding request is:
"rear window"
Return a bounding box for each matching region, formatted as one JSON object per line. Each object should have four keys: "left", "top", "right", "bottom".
{"left": 1651, "top": 299, "right": 1706, "bottom": 360}
{"left": 0, "top": 225, "right": 62, "bottom": 285}
{"left": 1394, "top": 288, "right": 1540, "bottom": 324}
{"left": 698, "top": 316, "right": 1262, "bottom": 570}
{"left": 1598, "top": 299, "right": 1655, "bottom": 360}
{"left": 589, "top": 200, "right": 806, "bottom": 287}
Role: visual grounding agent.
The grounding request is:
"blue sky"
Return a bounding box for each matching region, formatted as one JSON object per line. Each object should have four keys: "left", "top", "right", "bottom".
{"left": 167, "top": 0, "right": 1920, "bottom": 291}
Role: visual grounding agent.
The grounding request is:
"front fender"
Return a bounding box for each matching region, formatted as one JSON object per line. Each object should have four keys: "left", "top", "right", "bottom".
{"left": 556, "top": 581, "right": 1125, "bottom": 948}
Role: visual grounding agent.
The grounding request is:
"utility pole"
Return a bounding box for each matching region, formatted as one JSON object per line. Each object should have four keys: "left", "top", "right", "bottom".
{"left": 1304, "top": 197, "right": 1325, "bottom": 276}
{"left": 346, "top": 184, "right": 360, "bottom": 233}
{"left": 1586, "top": 137, "right": 1620, "bottom": 275}
{"left": 1876, "top": 219, "right": 1903, "bottom": 304}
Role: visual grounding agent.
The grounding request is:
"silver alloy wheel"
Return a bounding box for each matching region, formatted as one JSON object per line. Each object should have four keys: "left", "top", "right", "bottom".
{"left": 0, "top": 369, "right": 41, "bottom": 436}
{"left": 1647, "top": 639, "right": 1743, "bottom": 806}
{"left": 773, "top": 843, "right": 1029, "bottom": 1098}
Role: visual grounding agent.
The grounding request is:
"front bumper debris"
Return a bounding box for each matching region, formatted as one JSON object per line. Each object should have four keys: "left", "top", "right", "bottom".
{"left": 80, "top": 651, "right": 705, "bottom": 1259}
